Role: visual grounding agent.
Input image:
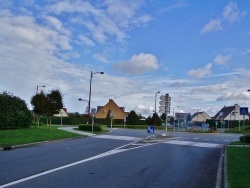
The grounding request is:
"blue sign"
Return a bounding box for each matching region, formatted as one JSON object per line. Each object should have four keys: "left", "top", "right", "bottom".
{"left": 215, "top": 120, "right": 218, "bottom": 126}
{"left": 147, "top": 126, "right": 154, "bottom": 133}
{"left": 240, "top": 107, "right": 249, "bottom": 115}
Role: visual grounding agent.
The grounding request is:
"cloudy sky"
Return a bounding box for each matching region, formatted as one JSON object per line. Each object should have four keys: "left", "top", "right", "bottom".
{"left": 1, "top": 0, "right": 250, "bottom": 116}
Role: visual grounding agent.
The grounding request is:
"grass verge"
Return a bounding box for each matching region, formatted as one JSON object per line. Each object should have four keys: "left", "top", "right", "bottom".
{"left": 0, "top": 126, "right": 84, "bottom": 148}
{"left": 227, "top": 146, "right": 250, "bottom": 188}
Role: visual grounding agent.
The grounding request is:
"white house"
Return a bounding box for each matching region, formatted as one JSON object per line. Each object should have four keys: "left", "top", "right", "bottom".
{"left": 191, "top": 112, "right": 211, "bottom": 123}
{"left": 213, "top": 104, "right": 248, "bottom": 121}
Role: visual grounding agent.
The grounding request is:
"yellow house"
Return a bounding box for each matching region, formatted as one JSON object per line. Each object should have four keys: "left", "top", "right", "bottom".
{"left": 95, "top": 99, "right": 128, "bottom": 120}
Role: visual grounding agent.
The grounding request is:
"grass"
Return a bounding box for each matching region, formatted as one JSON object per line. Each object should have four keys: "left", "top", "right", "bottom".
{"left": 0, "top": 125, "right": 84, "bottom": 148}
{"left": 227, "top": 146, "right": 250, "bottom": 188}
{"left": 229, "top": 141, "right": 250, "bottom": 146}
{"left": 224, "top": 125, "right": 250, "bottom": 133}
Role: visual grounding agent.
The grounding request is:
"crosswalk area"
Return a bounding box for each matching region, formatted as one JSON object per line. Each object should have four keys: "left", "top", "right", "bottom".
{"left": 163, "top": 140, "right": 223, "bottom": 148}
{"left": 93, "top": 135, "right": 142, "bottom": 141}
{"left": 93, "top": 135, "right": 224, "bottom": 148}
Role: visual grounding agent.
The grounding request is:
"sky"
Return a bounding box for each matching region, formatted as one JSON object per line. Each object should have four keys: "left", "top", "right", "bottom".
{"left": 1, "top": 0, "right": 250, "bottom": 117}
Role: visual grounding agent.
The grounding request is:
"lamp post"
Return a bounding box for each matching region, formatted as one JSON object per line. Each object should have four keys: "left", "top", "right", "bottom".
{"left": 36, "top": 85, "right": 45, "bottom": 94}
{"left": 88, "top": 71, "right": 104, "bottom": 124}
{"left": 154, "top": 91, "right": 160, "bottom": 127}
{"left": 78, "top": 98, "right": 89, "bottom": 116}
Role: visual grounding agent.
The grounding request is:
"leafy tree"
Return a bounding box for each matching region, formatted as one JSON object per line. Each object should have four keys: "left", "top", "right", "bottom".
{"left": 31, "top": 88, "right": 63, "bottom": 130}
{"left": 161, "top": 113, "right": 166, "bottom": 121}
{"left": 31, "top": 91, "right": 48, "bottom": 127}
{"left": 0, "top": 91, "right": 32, "bottom": 129}
{"left": 126, "top": 110, "right": 140, "bottom": 125}
{"left": 46, "top": 89, "right": 63, "bottom": 130}
{"left": 186, "top": 113, "right": 192, "bottom": 122}
{"left": 149, "top": 113, "right": 162, "bottom": 126}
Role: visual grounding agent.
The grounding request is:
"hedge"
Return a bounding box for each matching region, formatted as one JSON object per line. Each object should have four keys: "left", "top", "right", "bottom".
{"left": 79, "top": 124, "right": 102, "bottom": 132}
{"left": 239, "top": 135, "right": 250, "bottom": 143}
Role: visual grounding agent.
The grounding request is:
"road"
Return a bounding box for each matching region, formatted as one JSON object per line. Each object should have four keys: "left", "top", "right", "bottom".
{"left": 0, "top": 129, "right": 240, "bottom": 188}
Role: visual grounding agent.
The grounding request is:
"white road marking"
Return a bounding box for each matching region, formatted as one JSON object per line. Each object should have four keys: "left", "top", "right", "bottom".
{"left": 193, "top": 138, "right": 199, "bottom": 140}
{"left": 164, "top": 140, "right": 223, "bottom": 148}
{"left": 94, "top": 135, "right": 142, "bottom": 141}
{"left": 0, "top": 141, "right": 155, "bottom": 188}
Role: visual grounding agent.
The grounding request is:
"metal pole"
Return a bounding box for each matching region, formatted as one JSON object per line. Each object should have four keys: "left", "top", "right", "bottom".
{"left": 165, "top": 112, "right": 167, "bottom": 135}
{"left": 154, "top": 91, "right": 160, "bottom": 127}
{"left": 88, "top": 71, "right": 93, "bottom": 124}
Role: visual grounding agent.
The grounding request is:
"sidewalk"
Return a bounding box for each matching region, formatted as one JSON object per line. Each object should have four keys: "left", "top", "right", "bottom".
{"left": 58, "top": 126, "right": 96, "bottom": 136}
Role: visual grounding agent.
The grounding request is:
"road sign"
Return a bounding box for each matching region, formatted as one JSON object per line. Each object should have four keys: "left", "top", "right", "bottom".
{"left": 159, "top": 93, "right": 171, "bottom": 113}
{"left": 215, "top": 120, "right": 218, "bottom": 126}
{"left": 240, "top": 107, "right": 249, "bottom": 115}
{"left": 147, "top": 126, "right": 154, "bottom": 133}
{"left": 202, "top": 123, "right": 207, "bottom": 128}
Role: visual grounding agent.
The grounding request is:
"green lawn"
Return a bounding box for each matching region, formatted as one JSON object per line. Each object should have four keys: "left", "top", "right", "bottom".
{"left": 227, "top": 146, "right": 250, "bottom": 188}
{"left": 0, "top": 126, "right": 84, "bottom": 148}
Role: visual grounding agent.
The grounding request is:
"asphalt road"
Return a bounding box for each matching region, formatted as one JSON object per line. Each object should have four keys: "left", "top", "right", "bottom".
{"left": 0, "top": 129, "right": 241, "bottom": 188}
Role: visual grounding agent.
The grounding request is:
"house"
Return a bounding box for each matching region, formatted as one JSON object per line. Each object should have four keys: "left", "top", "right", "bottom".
{"left": 191, "top": 111, "right": 211, "bottom": 123}
{"left": 54, "top": 108, "right": 68, "bottom": 117}
{"left": 95, "top": 99, "right": 128, "bottom": 120}
{"left": 213, "top": 104, "right": 248, "bottom": 121}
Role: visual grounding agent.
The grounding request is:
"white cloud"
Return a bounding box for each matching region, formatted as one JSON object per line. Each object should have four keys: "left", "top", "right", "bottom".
{"left": 201, "top": 19, "right": 223, "bottom": 34}
{"left": 187, "top": 63, "right": 212, "bottom": 78}
{"left": 217, "top": 91, "right": 250, "bottom": 101}
{"left": 201, "top": 2, "right": 246, "bottom": 34}
{"left": 191, "top": 84, "right": 225, "bottom": 93}
{"left": 222, "top": 2, "right": 246, "bottom": 23}
{"left": 78, "top": 35, "right": 95, "bottom": 46}
{"left": 47, "top": 0, "right": 151, "bottom": 44}
{"left": 112, "top": 53, "right": 159, "bottom": 75}
{"left": 214, "top": 54, "right": 231, "bottom": 65}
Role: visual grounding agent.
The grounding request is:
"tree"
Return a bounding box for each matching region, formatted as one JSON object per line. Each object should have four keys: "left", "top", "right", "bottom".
{"left": 46, "top": 89, "right": 63, "bottom": 130}
{"left": 0, "top": 91, "right": 32, "bottom": 129}
{"left": 186, "top": 113, "right": 192, "bottom": 122}
{"left": 126, "top": 110, "right": 140, "bottom": 125}
{"left": 149, "top": 113, "right": 162, "bottom": 126}
{"left": 31, "top": 88, "right": 63, "bottom": 130}
{"left": 31, "top": 91, "right": 48, "bottom": 127}
{"left": 161, "top": 113, "right": 166, "bottom": 121}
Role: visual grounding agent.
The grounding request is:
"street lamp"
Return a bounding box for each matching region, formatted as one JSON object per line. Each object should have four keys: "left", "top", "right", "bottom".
{"left": 154, "top": 91, "right": 160, "bottom": 127}
{"left": 78, "top": 98, "right": 89, "bottom": 115}
{"left": 36, "top": 85, "right": 45, "bottom": 94}
{"left": 88, "top": 71, "right": 104, "bottom": 124}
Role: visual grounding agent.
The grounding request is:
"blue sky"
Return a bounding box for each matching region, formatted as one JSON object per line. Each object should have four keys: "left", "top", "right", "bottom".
{"left": 1, "top": 0, "right": 250, "bottom": 116}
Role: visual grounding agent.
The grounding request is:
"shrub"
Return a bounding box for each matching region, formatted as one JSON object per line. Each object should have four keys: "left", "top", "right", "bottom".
{"left": 0, "top": 92, "right": 32, "bottom": 129}
{"left": 239, "top": 135, "right": 250, "bottom": 143}
{"left": 79, "top": 124, "right": 102, "bottom": 132}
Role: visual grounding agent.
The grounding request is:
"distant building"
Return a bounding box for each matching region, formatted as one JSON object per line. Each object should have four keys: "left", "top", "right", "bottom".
{"left": 213, "top": 104, "right": 248, "bottom": 121}
{"left": 191, "top": 111, "right": 211, "bottom": 123}
{"left": 95, "top": 99, "right": 128, "bottom": 120}
{"left": 175, "top": 112, "right": 190, "bottom": 122}
{"left": 54, "top": 108, "right": 68, "bottom": 117}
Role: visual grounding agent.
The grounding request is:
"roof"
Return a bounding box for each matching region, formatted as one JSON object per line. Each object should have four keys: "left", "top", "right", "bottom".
{"left": 95, "top": 99, "right": 127, "bottom": 120}
{"left": 213, "top": 106, "right": 235, "bottom": 120}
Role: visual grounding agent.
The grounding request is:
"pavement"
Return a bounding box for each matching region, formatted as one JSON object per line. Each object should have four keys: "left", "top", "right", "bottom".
{"left": 58, "top": 126, "right": 96, "bottom": 136}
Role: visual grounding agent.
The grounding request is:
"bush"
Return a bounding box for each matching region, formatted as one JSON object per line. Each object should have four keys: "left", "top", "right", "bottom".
{"left": 79, "top": 124, "right": 102, "bottom": 132}
{"left": 0, "top": 92, "right": 32, "bottom": 129}
{"left": 239, "top": 135, "right": 250, "bottom": 143}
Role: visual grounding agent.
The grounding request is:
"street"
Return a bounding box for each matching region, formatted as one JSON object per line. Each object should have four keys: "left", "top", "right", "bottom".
{"left": 0, "top": 129, "right": 240, "bottom": 188}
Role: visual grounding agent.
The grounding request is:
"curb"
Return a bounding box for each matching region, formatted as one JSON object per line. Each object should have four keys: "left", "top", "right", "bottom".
{"left": 0, "top": 136, "right": 85, "bottom": 152}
